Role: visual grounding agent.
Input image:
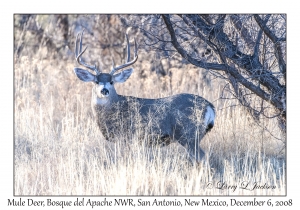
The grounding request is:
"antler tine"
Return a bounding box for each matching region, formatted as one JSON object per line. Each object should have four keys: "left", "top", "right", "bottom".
{"left": 111, "top": 58, "right": 115, "bottom": 70}
{"left": 110, "top": 34, "right": 138, "bottom": 75}
{"left": 134, "top": 38, "right": 138, "bottom": 57}
{"left": 75, "top": 30, "right": 101, "bottom": 75}
{"left": 126, "top": 34, "right": 130, "bottom": 62}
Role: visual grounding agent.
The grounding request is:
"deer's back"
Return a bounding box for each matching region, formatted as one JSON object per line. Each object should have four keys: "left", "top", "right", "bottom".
{"left": 94, "top": 93, "right": 214, "bottom": 143}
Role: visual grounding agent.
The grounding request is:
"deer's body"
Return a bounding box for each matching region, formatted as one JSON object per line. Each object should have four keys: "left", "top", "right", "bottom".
{"left": 93, "top": 91, "right": 214, "bottom": 145}
{"left": 74, "top": 30, "right": 215, "bottom": 163}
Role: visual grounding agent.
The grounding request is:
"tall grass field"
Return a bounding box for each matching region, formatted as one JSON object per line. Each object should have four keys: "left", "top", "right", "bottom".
{"left": 14, "top": 15, "right": 286, "bottom": 195}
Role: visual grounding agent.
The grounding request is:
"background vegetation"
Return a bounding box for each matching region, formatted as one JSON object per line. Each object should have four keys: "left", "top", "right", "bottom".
{"left": 14, "top": 14, "right": 286, "bottom": 195}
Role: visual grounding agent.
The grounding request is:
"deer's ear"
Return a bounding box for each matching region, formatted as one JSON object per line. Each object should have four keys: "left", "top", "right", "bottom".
{"left": 112, "top": 68, "right": 133, "bottom": 83}
{"left": 74, "top": 68, "right": 96, "bottom": 82}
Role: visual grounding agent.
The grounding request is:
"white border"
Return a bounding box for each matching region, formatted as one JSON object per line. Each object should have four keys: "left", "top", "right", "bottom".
{"left": 2, "top": 0, "right": 299, "bottom": 209}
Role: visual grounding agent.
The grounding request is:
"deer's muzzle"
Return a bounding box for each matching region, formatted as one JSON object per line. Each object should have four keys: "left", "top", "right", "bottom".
{"left": 101, "top": 88, "right": 109, "bottom": 96}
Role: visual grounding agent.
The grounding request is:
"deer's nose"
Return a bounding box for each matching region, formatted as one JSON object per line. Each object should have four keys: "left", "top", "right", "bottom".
{"left": 101, "top": 88, "right": 109, "bottom": 96}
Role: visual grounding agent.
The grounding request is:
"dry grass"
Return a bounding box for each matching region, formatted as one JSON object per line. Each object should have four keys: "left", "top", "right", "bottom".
{"left": 14, "top": 15, "right": 285, "bottom": 195}
{"left": 14, "top": 53, "right": 285, "bottom": 195}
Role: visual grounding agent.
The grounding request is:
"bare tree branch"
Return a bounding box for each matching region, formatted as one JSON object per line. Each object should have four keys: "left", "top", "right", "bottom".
{"left": 230, "top": 15, "right": 255, "bottom": 49}
{"left": 254, "top": 15, "right": 286, "bottom": 79}
{"left": 162, "top": 14, "right": 284, "bottom": 110}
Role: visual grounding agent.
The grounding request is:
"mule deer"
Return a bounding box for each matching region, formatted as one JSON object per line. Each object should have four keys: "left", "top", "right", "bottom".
{"left": 73, "top": 30, "right": 215, "bottom": 163}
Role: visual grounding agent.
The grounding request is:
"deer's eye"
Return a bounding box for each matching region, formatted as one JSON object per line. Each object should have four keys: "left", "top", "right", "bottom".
{"left": 110, "top": 81, "right": 114, "bottom": 85}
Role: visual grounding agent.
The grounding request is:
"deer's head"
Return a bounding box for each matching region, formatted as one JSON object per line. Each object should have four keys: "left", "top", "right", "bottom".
{"left": 74, "top": 30, "right": 138, "bottom": 98}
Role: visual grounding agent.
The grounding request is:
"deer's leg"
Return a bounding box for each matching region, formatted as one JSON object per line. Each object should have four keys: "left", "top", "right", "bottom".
{"left": 175, "top": 124, "right": 206, "bottom": 163}
{"left": 187, "top": 142, "right": 205, "bottom": 164}
{"left": 176, "top": 136, "right": 205, "bottom": 164}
